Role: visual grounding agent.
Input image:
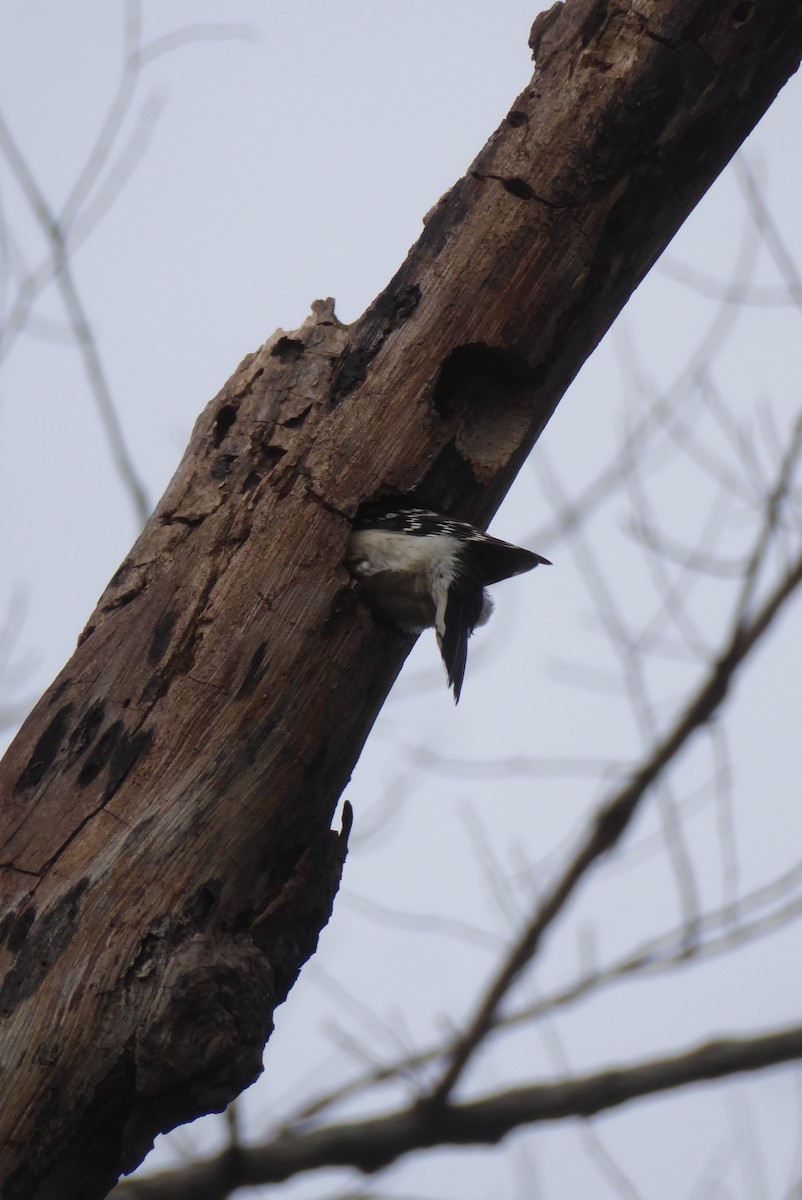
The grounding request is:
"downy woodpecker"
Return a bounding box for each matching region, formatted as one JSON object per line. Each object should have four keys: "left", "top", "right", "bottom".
{"left": 346, "top": 506, "right": 550, "bottom": 701}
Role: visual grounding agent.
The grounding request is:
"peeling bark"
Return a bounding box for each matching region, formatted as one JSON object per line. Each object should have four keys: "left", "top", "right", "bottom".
{"left": 1, "top": 1, "right": 800, "bottom": 1196}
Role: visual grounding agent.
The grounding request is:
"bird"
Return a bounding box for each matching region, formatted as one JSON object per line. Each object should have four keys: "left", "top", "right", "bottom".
{"left": 346, "top": 505, "right": 550, "bottom": 701}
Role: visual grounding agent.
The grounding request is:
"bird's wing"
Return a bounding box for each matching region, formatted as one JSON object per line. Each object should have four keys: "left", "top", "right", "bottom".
{"left": 470, "top": 538, "right": 551, "bottom": 585}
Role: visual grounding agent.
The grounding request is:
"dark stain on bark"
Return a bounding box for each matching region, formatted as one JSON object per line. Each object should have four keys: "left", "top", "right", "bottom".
{"left": 148, "top": 611, "right": 178, "bottom": 666}
{"left": 236, "top": 642, "right": 269, "bottom": 700}
{"left": 239, "top": 714, "right": 279, "bottom": 768}
{"left": 0, "top": 909, "right": 16, "bottom": 950}
{"left": 77, "top": 721, "right": 124, "bottom": 787}
{"left": 5, "top": 905, "right": 36, "bottom": 953}
{"left": 140, "top": 672, "right": 171, "bottom": 706}
{"left": 14, "top": 704, "right": 74, "bottom": 795}
{"left": 72, "top": 719, "right": 152, "bottom": 801}
{"left": 67, "top": 701, "right": 107, "bottom": 761}
{"left": 328, "top": 347, "right": 376, "bottom": 405}
{"left": 382, "top": 282, "right": 422, "bottom": 326}
{"left": 103, "top": 728, "right": 155, "bottom": 804}
{"left": 0, "top": 878, "right": 89, "bottom": 1018}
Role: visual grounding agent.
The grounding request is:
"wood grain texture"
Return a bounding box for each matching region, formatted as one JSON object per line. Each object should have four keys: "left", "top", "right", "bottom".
{"left": 1, "top": 2, "right": 800, "bottom": 1195}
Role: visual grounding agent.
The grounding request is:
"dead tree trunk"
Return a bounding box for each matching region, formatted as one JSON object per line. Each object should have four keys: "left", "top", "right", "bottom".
{"left": 1, "top": 2, "right": 800, "bottom": 1196}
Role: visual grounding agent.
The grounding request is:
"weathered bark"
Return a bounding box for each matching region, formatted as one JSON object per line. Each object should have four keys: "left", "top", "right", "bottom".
{"left": 0, "top": 1, "right": 799, "bottom": 1196}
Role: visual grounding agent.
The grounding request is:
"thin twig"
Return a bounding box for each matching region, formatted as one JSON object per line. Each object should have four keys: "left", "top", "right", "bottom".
{"left": 426, "top": 547, "right": 802, "bottom": 1105}
{"left": 735, "top": 155, "right": 802, "bottom": 308}
{"left": 278, "top": 873, "right": 802, "bottom": 1131}
{"left": 0, "top": 109, "right": 150, "bottom": 525}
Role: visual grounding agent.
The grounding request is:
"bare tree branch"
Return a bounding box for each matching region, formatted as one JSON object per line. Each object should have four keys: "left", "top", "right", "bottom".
{"left": 428, "top": 541, "right": 802, "bottom": 1104}
{"left": 0, "top": 5, "right": 255, "bottom": 527}
{"left": 0, "top": 102, "right": 150, "bottom": 525}
{"left": 113, "top": 1025, "right": 802, "bottom": 1198}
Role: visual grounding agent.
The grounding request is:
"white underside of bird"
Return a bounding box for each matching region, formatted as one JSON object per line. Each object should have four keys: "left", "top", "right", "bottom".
{"left": 347, "top": 528, "right": 494, "bottom": 638}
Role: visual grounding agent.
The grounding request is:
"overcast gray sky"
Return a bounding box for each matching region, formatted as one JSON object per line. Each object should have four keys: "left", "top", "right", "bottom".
{"left": 2, "top": 5, "right": 801, "bottom": 1197}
